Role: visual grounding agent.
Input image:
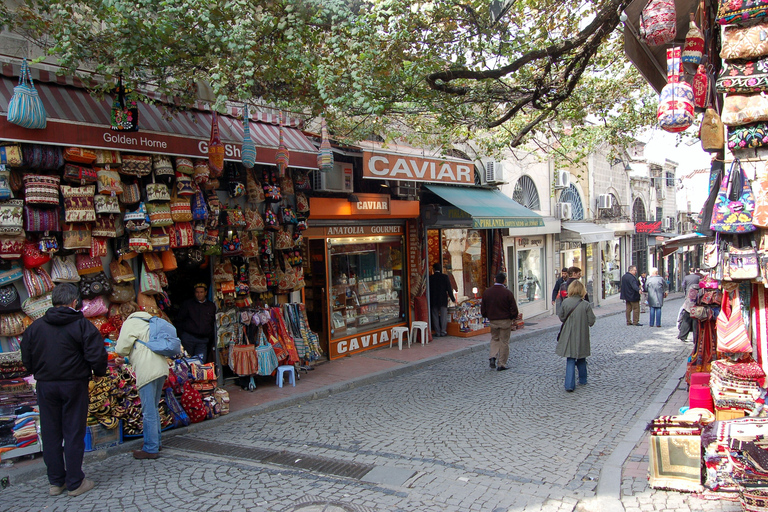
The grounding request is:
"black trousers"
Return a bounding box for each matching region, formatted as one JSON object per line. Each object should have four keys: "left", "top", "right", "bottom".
{"left": 37, "top": 379, "right": 89, "bottom": 490}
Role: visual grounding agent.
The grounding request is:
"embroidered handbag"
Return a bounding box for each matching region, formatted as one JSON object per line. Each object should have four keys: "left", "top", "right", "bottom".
{"left": 246, "top": 169, "right": 265, "bottom": 204}
{"left": 142, "top": 251, "right": 163, "bottom": 273}
{"left": 79, "top": 271, "right": 112, "bottom": 298}
{"left": 120, "top": 154, "right": 152, "bottom": 177}
{"left": 658, "top": 52, "right": 694, "bottom": 134}
{"left": 281, "top": 206, "right": 297, "bottom": 225}
{"left": 0, "top": 284, "right": 20, "bottom": 313}
{"left": 717, "top": 0, "right": 768, "bottom": 25}
{"left": 191, "top": 187, "right": 208, "bottom": 221}
{"left": 51, "top": 255, "right": 79, "bottom": 283}
{"left": 717, "top": 289, "right": 752, "bottom": 353}
{"left": 96, "top": 168, "right": 123, "bottom": 196}
{"left": 293, "top": 169, "right": 311, "bottom": 192}
{"left": 728, "top": 122, "right": 768, "bottom": 149}
{"left": 120, "top": 180, "right": 141, "bottom": 205}
{"left": 639, "top": 0, "right": 676, "bottom": 46}
{"left": 149, "top": 227, "right": 170, "bottom": 252}
{"left": 222, "top": 232, "right": 243, "bottom": 257}
{"left": 754, "top": 168, "right": 768, "bottom": 228}
{"left": 175, "top": 171, "right": 196, "bottom": 196}
{"left": 0, "top": 200, "right": 24, "bottom": 235}
{"left": 90, "top": 236, "right": 108, "bottom": 258}
{"left": 108, "top": 281, "right": 135, "bottom": 304}
{"left": 711, "top": 160, "right": 757, "bottom": 233}
{"left": 92, "top": 214, "right": 120, "bottom": 238}
{"left": 723, "top": 94, "right": 768, "bottom": 127}
{"left": 703, "top": 241, "right": 720, "bottom": 269}
{"left": 170, "top": 222, "right": 194, "bottom": 249}
{"left": 81, "top": 296, "right": 109, "bottom": 318}
{"left": 700, "top": 108, "right": 725, "bottom": 153}
{"left": 295, "top": 193, "right": 309, "bottom": 215}
{"left": 152, "top": 155, "right": 174, "bottom": 177}
{"left": 124, "top": 203, "right": 151, "bottom": 232}
{"left": 61, "top": 185, "right": 96, "bottom": 223}
{"left": 264, "top": 208, "right": 279, "bottom": 230}
{"left": 95, "top": 150, "right": 122, "bottom": 168}
{"left": 22, "top": 239, "right": 50, "bottom": 268}
{"left": 139, "top": 266, "right": 163, "bottom": 295}
{"left": 721, "top": 21, "right": 768, "bottom": 61}
{"left": 724, "top": 244, "right": 760, "bottom": 280}
{"left": 128, "top": 230, "right": 152, "bottom": 253}
{"left": 93, "top": 194, "right": 121, "bottom": 215}
{"left": 109, "top": 258, "right": 135, "bottom": 283}
{"left": 7, "top": 59, "right": 47, "bottom": 130}
{"left": 62, "top": 164, "right": 97, "bottom": 186}
{"left": 23, "top": 174, "right": 60, "bottom": 207}
{"left": 193, "top": 221, "right": 205, "bottom": 246}
{"left": 76, "top": 253, "right": 103, "bottom": 275}
{"left": 225, "top": 206, "right": 246, "bottom": 228}
{"left": 63, "top": 147, "right": 97, "bottom": 165}
{"left": 23, "top": 266, "right": 54, "bottom": 298}
{"left": 146, "top": 202, "right": 173, "bottom": 227}
{"left": 248, "top": 260, "right": 268, "bottom": 292}
{"left": 175, "top": 157, "right": 194, "bottom": 175}
{"left": 717, "top": 57, "right": 768, "bottom": 94}
{"left": 244, "top": 208, "right": 264, "bottom": 231}
{"left": 170, "top": 191, "right": 193, "bottom": 222}
{"left": 0, "top": 261, "right": 23, "bottom": 284}
{"left": 0, "top": 311, "right": 25, "bottom": 336}
{"left": 208, "top": 112, "right": 225, "bottom": 177}
{"left": 0, "top": 145, "right": 23, "bottom": 167}
{"left": 193, "top": 159, "right": 210, "bottom": 186}
{"left": 62, "top": 223, "right": 91, "bottom": 251}
{"left": 110, "top": 78, "right": 139, "bottom": 132}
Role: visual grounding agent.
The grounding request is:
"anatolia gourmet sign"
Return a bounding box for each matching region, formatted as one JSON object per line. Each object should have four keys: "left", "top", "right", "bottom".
{"left": 362, "top": 151, "right": 474, "bottom": 184}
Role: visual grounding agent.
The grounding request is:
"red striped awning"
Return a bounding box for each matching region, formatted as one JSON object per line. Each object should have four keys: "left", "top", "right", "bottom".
{"left": 0, "top": 64, "right": 318, "bottom": 168}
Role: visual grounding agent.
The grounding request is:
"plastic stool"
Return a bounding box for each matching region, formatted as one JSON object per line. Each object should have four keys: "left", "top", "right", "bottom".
{"left": 390, "top": 326, "right": 410, "bottom": 350}
{"left": 410, "top": 321, "right": 429, "bottom": 346}
{"left": 276, "top": 365, "right": 296, "bottom": 388}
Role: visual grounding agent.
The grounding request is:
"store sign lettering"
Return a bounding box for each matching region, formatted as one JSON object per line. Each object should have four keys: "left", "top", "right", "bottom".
{"left": 326, "top": 225, "right": 403, "bottom": 236}
{"left": 328, "top": 226, "right": 365, "bottom": 235}
{"left": 516, "top": 237, "right": 543, "bottom": 247}
{"left": 474, "top": 217, "right": 543, "bottom": 228}
{"left": 198, "top": 141, "right": 242, "bottom": 159}
{"left": 102, "top": 132, "right": 168, "bottom": 149}
{"left": 635, "top": 221, "right": 662, "bottom": 234}
{"left": 335, "top": 330, "right": 390, "bottom": 355}
{"left": 363, "top": 153, "right": 473, "bottom": 184}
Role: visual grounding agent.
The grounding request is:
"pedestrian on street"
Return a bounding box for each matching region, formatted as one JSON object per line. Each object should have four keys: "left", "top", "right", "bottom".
{"left": 429, "top": 263, "right": 455, "bottom": 337}
{"left": 561, "top": 266, "right": 590, "bottom": 303}
{"left": 620, "top": 265, "right": 642, "bottom": 326}
{"left": 551, "top": 267, "right": 568, "bottom": 315}
{"left": 20, "top": 283, "right": 107, "bottom": 497}
{"left": 645, "top": 267, "right": 668, "bottom": 327}
{"left": 481, "top": 272, "right": 519, "bottom": 372}
{"left": 682, "top": 268, "right": 700, "bottom": 293}
{"left": 556, "top": 279, "right": 596, "bottom": 392}
{"left": 115, "top": 309, "right": 170, "bottom": 460}
{"left": 176, "top": 282, "right": 216, "bottom": 362}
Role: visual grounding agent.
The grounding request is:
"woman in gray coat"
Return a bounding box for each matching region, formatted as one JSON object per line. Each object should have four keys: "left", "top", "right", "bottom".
{"left": 556, "top": 279, "right": 596, "bottom": 392}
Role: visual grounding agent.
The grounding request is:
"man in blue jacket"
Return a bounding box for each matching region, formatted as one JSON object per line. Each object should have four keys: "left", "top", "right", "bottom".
{"left": 620, "top": 266, "right": 642, "bottom": 326}
{"left": 21, "top": 283, "right": 107, "bottom": 497}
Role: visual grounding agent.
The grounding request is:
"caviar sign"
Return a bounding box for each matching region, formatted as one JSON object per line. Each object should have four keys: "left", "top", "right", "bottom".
{"left": 362, "top": 151, "right": 473, "bottom": 184}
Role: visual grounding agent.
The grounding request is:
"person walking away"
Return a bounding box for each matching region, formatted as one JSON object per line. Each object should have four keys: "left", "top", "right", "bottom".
{"left": 645, "top": 267, "right": 668, "bottom": 327}
{"left": 176, "top": 282, "right": 216, "bottom": 362}
{"left": 481, "top": 272, "right": 519, "bottom": 372}
{"left": 682, "top": 268, "right": 700, "bottom": 294}
{"left": 429, "top": 263, "right": 455, "bottom": 337}
{"left": 620, "top": 266, "right": 642, "bottom": 326}
{"left": 552, "top": 267, "right": 568, "bottom": 315}
{"left": 20, "top": 283, "right": 107, "bottom": 497}
{"left": 556, "top": 280, "right": 596, "bottom": 392}
{"left": 115, "top": 309, "right": 170, "bottom": 459}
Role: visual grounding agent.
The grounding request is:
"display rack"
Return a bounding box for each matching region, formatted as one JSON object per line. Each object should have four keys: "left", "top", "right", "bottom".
{"left": 447, "top": 298, "right": 490, "bottom": 337}
{"left": 332, "top": 277, "right": 401, "bottom": 335}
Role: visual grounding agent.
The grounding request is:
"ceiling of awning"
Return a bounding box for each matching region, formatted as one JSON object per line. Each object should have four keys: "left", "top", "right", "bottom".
{"left": 624, "top": 0, "right": 702, "bottom": 93}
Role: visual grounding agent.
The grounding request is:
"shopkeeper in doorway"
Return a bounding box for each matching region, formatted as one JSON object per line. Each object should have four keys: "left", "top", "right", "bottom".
{"left": 176, "top": 283, "right": 216, "bottom": 362}
{"left": 429, "top": 263, "right": 456, "bottom": 337}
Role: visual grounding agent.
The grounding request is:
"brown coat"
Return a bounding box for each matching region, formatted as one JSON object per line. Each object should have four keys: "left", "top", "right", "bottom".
{"left": 481, "top": 284, "right": 519, "bottom": 321}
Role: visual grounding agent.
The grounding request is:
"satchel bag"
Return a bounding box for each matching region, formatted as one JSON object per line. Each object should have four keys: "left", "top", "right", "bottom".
{"left": 208, "top": 112, "right": 225, "bottom": 177}
{"left": 717, "top": 0, "right": 768, "bottom": 25}
{"left": 639, "top": 0, "right": 676, "bottom": 46}
{"left": 0, "top": 200, "right": 24, "bottom": 235}
{"left": 7, "top": 59, "right": 47, "bottom": 129}
{"left": 94, "top": 194, "right": 121, "bottom": 215}
{"left": 700, "top": 108, "right": 725, "bottom": 153}
{"left": 146, "top": 202, "right": 173, "bottom": 227}
{"left": 120, "top": 180, "right": 141, "bottom": 205}
{"left": 61, "top": 185, "right": 97, "bottom": 223}
{"left": 79, "top": 271, "right": 112, "bottom": 299}
{"left": 95, "top": 150, "right": 122, "bottom": 168}
{"left": 717, "top": 289, "right": 752, "bottom": 353}
{"left": 152, "top": 155, "right": 174, "bottom": 177}
{"left": 711, "top": 160, "right": 757, "bottom": 233}
{"left": 23, "top": 174, "right": 60, "bottom": 207}
{"left": 725, "top": 244, "right": 760, "bottom": 280}
{"left": 175, "top": 157, "right": 194, "bottom": 175}
{"left": 62, "top": 223, "right": 91, "bottom": 251}
{"left": 51, "top": 255, "right": 80, "bottom": 283}
{"left": 23, "top": 266, "right": 54, "bottom": 298}
{"left": 109, "top": 258, "right": 135, "bottom": 283}
{"left": 81, "top": 295, "right": 109, "bottom": 318}
{"left": 124, "top": 202, "right": 151, "bottom": 232}
{"left": 120, "top": 154, "right": 152, "bottom": 177}
{"left": 170, "top": 190, "right": 193, "bottom": 222}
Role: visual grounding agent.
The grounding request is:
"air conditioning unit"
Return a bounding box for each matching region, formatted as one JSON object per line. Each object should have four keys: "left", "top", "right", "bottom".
{"left": 392, "top": 180, "right": 418, "bottom": 199}
{"left": 598, "top": 194, "right": 612, "bottom": 209}
{"left": 662, "top": 217, "right": 672, "bottom": 230}
{"left": 484, "top": 161, "right": 503, "bottom": 184}
{"left": 555, "top": 202, "right": 572, "bottom": 221}
{"left": 555, "top": 170, "right": 570, "bottom": 189}
{"left": 311, "top": 162, "right": 353, "bottom": 192}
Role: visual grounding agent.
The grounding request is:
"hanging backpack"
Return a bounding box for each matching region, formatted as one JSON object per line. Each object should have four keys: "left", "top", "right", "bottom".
{"left": 136, "top": 315, "right": 182, "bottom": 357}
{"left": 658, "top": 48, "right": 694, "bottom": 134}
{"left": 639, "top": 0, "right": 676, "bottom": 47}
{"left": 710, "top": 159, "right": 757, "bottom": 234}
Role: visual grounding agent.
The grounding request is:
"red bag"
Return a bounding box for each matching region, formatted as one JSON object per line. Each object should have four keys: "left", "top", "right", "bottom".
{"left": 207, "top": 112, "right": 225, "bottom": 178}
{"left": 180, "top": 382, "right": 207, "bottom": 423}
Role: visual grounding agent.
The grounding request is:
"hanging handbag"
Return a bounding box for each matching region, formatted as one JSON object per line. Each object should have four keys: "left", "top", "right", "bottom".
{"left": 62, "top": 164, "right": 98, "bottom": 186}
{"left": 246, "top": 168, "right": 265, "bottom": 204}
{"left": 191, "top": 187, "right": 208, "bottom": 221}
{"left": 7, "top": 59, "right": 47, "bottom": 130}
{"left": 79, "top": 271, "right": 112, "bottom": 299}
{"left": 89, "top": 236, "right": 106, "bottom": 259}
{"left": 175, "top": 157, "right": 194, "bottom": 175}
{"left": 21, "top": 239, "right": 50, "bottom": 268}
{"left": 95, "top": 150, "right": 122, "bottom": 168}
{"left": 0, "top": 284, "right": 21, "bottom": 313}
{"left": 51, "top": 255, "right": 80, "bottom": 283}
{"left": 128, "top": 230, "right": 153, "bottom": 253}
{"left": 142, "top": 251, "right": 163, "bottom": 273}
{"left": 255, "top": 329, "right": 279, "bottom": 376}
{"left": 62, "top": 223, "right": 91, "bottom": 251}
{"left": 152, "top": 155, "right": 174, "bottom": 177}
{"left": 702, "top": 239, "right": 720, "bottom": 269}
{"left": 146, "top": 202, "right": 174, "bottom": 227}
{"left": 110, "top": 77, "right": 139, "bottom": 132}
{"left": 75, "top": 253, "right": 103, "bottom": 275}
{"left": 725, "top": 244, "right": 760, "bottom": 280}
{"left": 161, "top": 250, "right": 177, "bottom": 272}
{"left": 92, "top": 214, "right": 121, "bottom": 238}
{"left": 0, "top": 145, "right": 23, "bottom": 167}
{"left": 658, "top": 49, "right": 694, "bottom": 134}
{"left": 124, "top": 202, "right": 151, "bottom": 232}
{"left": 717, "top": 288, "right": 752, "bottom": 353}
{"left": 175, "top": 171, "right": 196, "bottom": 196}
{"left": 81, "top": 296, "right": 109, "bottom": 318}
{"left": 0, "top": 170, "right": 12, "bottom": 201}
{"left": 120, "top": 180, "right": 141, "bottom": 205}
{"left": 170, "top": 190, "right": 193, "bottom": 222}
{"left": 244, "top": 208, "right": 264, "bottom": 231}
{"left": 63, "top": 147, "right": 97, "bottom": 165}
{"left": 0, "top": 261, "right": 23, "bottom": 284}
{"left": 208, "top": 112, "right": 225, "bottom": 178}
{"left": 0, "top": 311, "right": 26, "bottom": 336}
{"left": 61, "top": 185, "right": 97, "bottom": 223}
{"left": 109, "top": 258, "right": 136, "bottom": 283}
{"left": 149, "top": 227, "right": 170, "bottom": 251}
{"left": 293, "top": 169, "right": 311, "bottom": 192}
{"left": 248, "top": 260, "right": 268, "bottom": 293}
{"left": 146, "top": 175, "right": 171, "bottom": 203}
{"left": 94, "top": 194, "right": 121, "bottom": 215}
{"left": 23, "top": 205, "right": 60, "bottom": 233}
{"left": 695, "top": 161, "right": 723, "bottom": 236}
{"left": 241, "top": 105, "right": 256, "bottom": 168}
{"left": 23, "top": 174, "right": 60, "bottom": 207}
{"left": 169, "top": 221, "right": 194, "bottom": 249}
{"left": 718, "top": 0, "right": 768, "bottom": 25}
{"left": 722, "top": 94, "right": 768, "bottom": 127}
{"left": 700, "top": 107, "right": 724, "bottom": 153}
{"left": 139, "top": 266, "right": 163, "bottom": 295}
{"left": 221, "top": 231, "right": 243, "bottom": 257}
{"left": 639, "top": 0, "right": 676, "bottom": 46}
{"left": 22, "top": 266, "right": 54, "bottom": 298}
{"left": 755, "top": 166, "right": 768, "bottom": 228}
{"left": 729, "top": 121, "right": 768, "bottom": 149}
{"left": 120, "top": 154, "right": 152, "bottom": 177}
{"left": 193, "top": 159, "right": 210, "bottom": 186}
{"left": 317, "top": 116, "right": 334, "bottom": 172}
{"left": 108, "top": 281, "right": 135, "bottom": 304}
{"left": 721, "top": 21, "right": 768, "bottom": 60}
{"left": 0, "top": 200, "right": 24, "bottom": 235}
{"left": 710, "top": 160, "right": 757, "bottom": 233}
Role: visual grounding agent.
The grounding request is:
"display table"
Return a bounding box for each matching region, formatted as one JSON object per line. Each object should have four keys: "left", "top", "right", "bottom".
{"left": 447, "top": 322, "right": 490, "bottom": 337}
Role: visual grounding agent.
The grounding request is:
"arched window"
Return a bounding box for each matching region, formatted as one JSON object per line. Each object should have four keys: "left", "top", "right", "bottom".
{"left": 558, "top": 184, "right": 584, "bottom": 220}
{"left": 600, "top": 193, "right": 623, "bottom": 219}
{"left": 512, "top": 175, "right": 541, "bottom": 210}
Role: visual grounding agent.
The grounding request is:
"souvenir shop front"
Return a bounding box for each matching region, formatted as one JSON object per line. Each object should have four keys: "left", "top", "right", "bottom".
{"left": 559, "top": 222, "right": 616, "bottom": 306}
{"left": 304, "top": 195, "right": 419, "bottom": 359}
{"left": 0, "top": 62, "right": 324, "bottom": 457}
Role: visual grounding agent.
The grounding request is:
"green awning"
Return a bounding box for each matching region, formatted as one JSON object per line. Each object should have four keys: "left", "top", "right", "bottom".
{"left": 425, "top": 184, "right": 544, "bottom": 229}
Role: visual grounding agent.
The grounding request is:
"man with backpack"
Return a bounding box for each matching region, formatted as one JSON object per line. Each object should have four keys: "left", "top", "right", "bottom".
{"left": 115, "top": 307, "right": 179, "bottom": 460}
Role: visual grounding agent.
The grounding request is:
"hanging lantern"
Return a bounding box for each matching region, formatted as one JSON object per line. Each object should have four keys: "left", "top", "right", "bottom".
{"left": 241, "top": 105, "right": 256, "bottom": 169}
{"left": 658, "top": 48, "right": 694, "bottom": 133}
{"left": 275, "top": 112, "right": 289, "bottom": 178}
{"left": 317, "top": 116, "right": 334, "bottom": 173}
{"left": 693, "top": 65, "right": 708, "bottom": 109}
{"left": 682, "top": 13, "right": 704, "bottom": 66}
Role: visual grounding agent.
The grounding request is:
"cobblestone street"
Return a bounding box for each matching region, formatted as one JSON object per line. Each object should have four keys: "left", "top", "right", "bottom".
{"left": 0, "top": 298, "right": 744, "bottom": 511}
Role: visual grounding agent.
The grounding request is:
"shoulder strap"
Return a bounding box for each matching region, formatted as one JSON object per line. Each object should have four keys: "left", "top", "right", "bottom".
{"left": 562, "top": 299, "right": 582, "bottom": 324}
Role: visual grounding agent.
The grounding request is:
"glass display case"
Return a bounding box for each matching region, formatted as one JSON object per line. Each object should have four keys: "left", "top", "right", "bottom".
{"left": 328, "top": 236, "right": 405, "bottom": 339}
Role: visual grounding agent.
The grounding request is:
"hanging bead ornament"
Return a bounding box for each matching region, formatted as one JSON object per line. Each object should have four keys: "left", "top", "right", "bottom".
{"left": 317, "top": 115, "right": 334, "bottom": 173}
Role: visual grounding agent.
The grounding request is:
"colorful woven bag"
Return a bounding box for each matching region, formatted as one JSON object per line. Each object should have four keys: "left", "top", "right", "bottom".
{"left": 639, "top": 0, "right": 676, "bottom": 46}
{"left": 658, "top": 49, "right": 694, "bottom": 134}
{"left": 208, "top": 112, "right": 225, "bottom": 178}
{"left": 717, "top": 0, "right": 768, "bottom": 25}
{"left": 241, "top": 105, "right": 256, "bottom": 168}
{"left": 317, "top": 116, "right": 333, "bottom": 172}
{"left": 710, "top": 160, "right": 756, "bottom": 233}
{"left": 728, "top": 122, "right": 768, "bottom": 149}
{"left": 275, "top": 116, "right": 289, "bottom": 178}
{"left": 7, "top": 59, "right": 47, "bottom": 130}
{"left": 717, "top": 288, "right": 752, "bottom": 353}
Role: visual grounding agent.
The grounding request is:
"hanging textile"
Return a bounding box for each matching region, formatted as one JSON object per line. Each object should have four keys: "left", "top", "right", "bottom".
{"left": 241, "top": 105, "right": 256, "bottom": 169}
{"left": 317, "top": 115, "right": 334, "bottom": 172}
{"left": 275, "top": 113, "right": 289, "bottom": 178}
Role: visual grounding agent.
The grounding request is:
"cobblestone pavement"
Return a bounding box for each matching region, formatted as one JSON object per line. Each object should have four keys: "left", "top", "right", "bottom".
{"left": 0, "top": 298, "right": 744, "bottom": 511}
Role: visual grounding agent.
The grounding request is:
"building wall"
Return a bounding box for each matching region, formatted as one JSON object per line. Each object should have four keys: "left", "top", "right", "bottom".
{"left": 497, "top": 149, "right": 552, "bottom": 216}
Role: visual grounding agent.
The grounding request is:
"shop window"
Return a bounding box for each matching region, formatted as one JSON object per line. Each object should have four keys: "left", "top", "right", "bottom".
{"left": 517, "top": 246, "right": 545, "bottom": 305}
{"left": 666, "top": 171, "right": 675, "bottom": 188}
{"left": 328, "top": 236, "right": 405, "bottom": 340}
{"left": 601, "top": 239, "right": 622, "bottom": 299}
{"left": 439, "top": 229, "right": 486, "bottom": 302}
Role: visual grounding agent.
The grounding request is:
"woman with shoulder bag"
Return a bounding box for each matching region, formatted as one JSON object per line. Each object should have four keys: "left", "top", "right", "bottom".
{"left": 556, "top": 279, "right": 596, "bottom": 392}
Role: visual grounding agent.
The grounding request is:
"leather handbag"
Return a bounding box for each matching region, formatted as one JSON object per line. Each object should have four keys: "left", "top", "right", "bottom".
{"left": 0, "top": 170, "right": 12, "bottom": 201}
{"left": 711, "top": 160, "right": 756, "bottom": 233}
{"left": 717, "top": 288, "right": 752, "bottom": 353}
{"left": 109, "top": 258, "right": 136, "bottom": 283}
{"left": 246, "top": 169, "right": 265, "bottom": 204}
{"left": 0, "top": 200, "right": 24, "bottom": 235}
{"left": 193, "top": 159, "right": 210, "bottom": 186}
{"left": 62, "top": 164, "right": 98, "bottom": 186}
{"left": 51, "top": 255, "right": 80, "bottom": 283}
{"left": 60, "top": 185, "right": 97, "bottom": 223}
{"left": 96, "top": 168, "right": 123, "bottom": 196}
{"left": 161, "top": 250, "right": 177, "bottom": 272}
{"left": 241, "top": 105, "right": 256, "bottom": 168}
{"left": 22, "top": 266, "right": 54, "bottom": 298}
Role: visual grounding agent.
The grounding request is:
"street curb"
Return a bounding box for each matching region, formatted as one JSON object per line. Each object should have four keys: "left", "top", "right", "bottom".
{"left": 0, "top": 300, "right": 643, "bottom": 488}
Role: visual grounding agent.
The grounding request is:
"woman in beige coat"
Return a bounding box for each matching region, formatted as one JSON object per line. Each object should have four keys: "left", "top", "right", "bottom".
{"left": 556, "top": 280, "right": 596, "bottom": 392}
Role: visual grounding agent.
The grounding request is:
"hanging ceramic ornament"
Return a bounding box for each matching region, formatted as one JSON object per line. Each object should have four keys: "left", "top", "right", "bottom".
{"left": 682, "top": 13, "right": 704, "bottom": 67}
{"left": 275, "top": 113, "right": 289, "bottom": 178}
{"left": 317, "top": 115, "right": 334, "bottom": 173}
{"left": 241, "top": 105, "right": 256, "bottom": 169}
{"left": 208, "top": 111, "right": 225, "bottom": 178}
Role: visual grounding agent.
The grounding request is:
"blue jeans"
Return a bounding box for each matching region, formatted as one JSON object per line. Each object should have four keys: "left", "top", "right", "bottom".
{"left": 138, "top": 377, "right": 165, "bottom": 453}
{"left": 649, "top": 307, "right": 662, "bottom": 327}
{"left": 565, "top": 358, "right": 587, "bottom": 391}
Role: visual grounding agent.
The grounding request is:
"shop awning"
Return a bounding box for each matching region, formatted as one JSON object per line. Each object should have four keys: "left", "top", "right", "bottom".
{"left": 424, "top": 184, "right": 544, "bottom": 229}
{"left": 561, "top": 222, "right": 616, "bottom": 244}
{"left": 660, "top": 232, "right": 713, "bottom": 257}
{"left": 0, "top": 69, "right": 318, "bottom": 168}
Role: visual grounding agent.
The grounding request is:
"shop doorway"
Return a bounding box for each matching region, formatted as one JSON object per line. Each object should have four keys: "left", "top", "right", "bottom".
{"left": 305, "top": 239, "right": 328, "bottom": 356}
{"left": 164, "top": 262, "right": 213, "bottom": 361}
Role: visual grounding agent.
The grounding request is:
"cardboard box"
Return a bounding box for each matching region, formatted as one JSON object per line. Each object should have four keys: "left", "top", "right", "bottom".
{"left": 715, "top": 408, "right": 746, "bottom": 421}
{"left": 84, "top": 420, "right": 122, "bottom": 451}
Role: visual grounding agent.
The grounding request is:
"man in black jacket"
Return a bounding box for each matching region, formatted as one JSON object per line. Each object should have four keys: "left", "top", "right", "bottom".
{"left": 620, "top": 266, "right": 643, "bottom": 326}
{"left": 21, "top": 283, "right": 107, "bottom": 498}
{"left": 176, "top": 282, "right": 216, "bottom": 361}
{"left": 429, "top": 263, "right": 455, "bottom": 337}
{"left": 481, "top": 273, "right": 519, "bottom": 372}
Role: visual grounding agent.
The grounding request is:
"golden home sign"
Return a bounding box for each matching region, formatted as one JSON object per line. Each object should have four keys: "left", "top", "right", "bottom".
{"left": 363, "top": 152, "right": 473, "bottom": 184}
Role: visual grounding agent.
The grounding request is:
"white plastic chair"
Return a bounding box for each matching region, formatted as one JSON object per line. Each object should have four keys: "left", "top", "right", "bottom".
{"left": 409, "top": 321, "right": 429, "bottom": 346}
{"left": 390, "top": 326, "right": 410, "bottom": 350}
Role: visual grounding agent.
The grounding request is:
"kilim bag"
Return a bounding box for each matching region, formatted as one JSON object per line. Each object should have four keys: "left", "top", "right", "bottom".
{"left": 146, "top": 202, "right": 173, "bottom": 227}
{"left": 23, "top": 174, "right": 60, "bottom": 207}
{"left": 175, "top": 171, "right": 196, "bottom": 196}
{"left": 717, "top": 288, "right": 752, "bottom": 353}
{"left": 193, "top": 221, "right": 205, "bottom": 246}
{"left": 317, "top": 116, "right": 334, "bottom": 172}
{"left": 120, "top": 180, "right": 141, "bottom": 205}
{"left": 175, "top": 157, "right": 194, "bottom": 175}
{"left": 246, "top": 168, "right": 265, "bottom": 204}
{"left": 124, "top": 202, "right": 151, "bottom": 232}
{"left": 639, "top": 0, "right": 676, "bottom": 46}
{"left": 658, "top": 50, "right": 694, "bottom": 133}
{"left": 0, "top": 170, "right": 11, "bottom": 201}
{"left": 109, "top": 259, "right": 135, "bottom": 283}
{"left": 62, "top": 223, "right": 91, "bottom": 251}
{"left": 51, "top": 255, "right": 79, "bottom": 283}
{"left": 191, "top": 187, "right": 208, "bottom": 221}
{"left": 170, "top": 222, "right": 194, "bottom": 249}
{"left": 711, "top": 160, "right": 756, "bottom": 233}
{"left": 0, "top": 200, "right": 24, "bottom": 235}
{"left": 60, "top": 185, "right": 96, "bottom": 223}
{"left": 120, "top": 154, "right": 152, "bottom": 177}
{"left": 22, "top": 266, "right": 54, "bottom": 298}
{"left": 95, "top": 150, "right": 121, "bottom": 168}
{"left": 139, "top": 266, "right": 163, "bottom": 295}
{"left": 193, "top": 159, "right": 209, "bottom": 186}
{"left": 0, "top": 145, "right": 23, "bottom": 167}
{"left": 128, "top": 230, "right": 152, "bottom": 253}
{"left": 170, "top": 190, "right": 193, "bottom": 222}
{"left": 717, "top": 0, "right": 768, "bottom": 25}
{"left": 96, "top": 168, "right": 123, "bottom": 196}
{"left": 62, "top": 164, "right": 98, "bottom": 186}
{"left": 75, "top": 253, "right": 104, "bottom": 275}
{"left": 241, "top": 105, "right": 256, "bottom": 168}
{"left": 7, "top": 59, "right": 47, "bottom": 130}
{"left": 244, "top": 208, "right": 264, "bottom": 231}
{"left": 721, "top": 22, "right": 768, "bottom": 60}
{"left": 149, "top": 227, "right": 170, "bottom": 252}
{"left": 94, "top": 194, "right": 121, "bottom": 215}
{"left": 248, "top": 260, "right": 268, "bottom": 293}
{"left": 152, "top": 155, "right": 174, "bottom": 177}
{"left": 92, "top": 214, "right": 120, "bottom": 238}
{"left": 683, "top": 14, "right": 704, "bottom": 66}
{"left": 90, "top": 236, "right": 108, "bottom": 258}
{"left": 207, "top": 112, "right": 225, "bottom": 178}
{"left": 255, "top": 330, "right": 279, "bottom": 376}
{"left": 63, "top": 147, "right": 97, "bottom": 165}
{"left": 0, "top": 261, "right": 23, "bottom": 284}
